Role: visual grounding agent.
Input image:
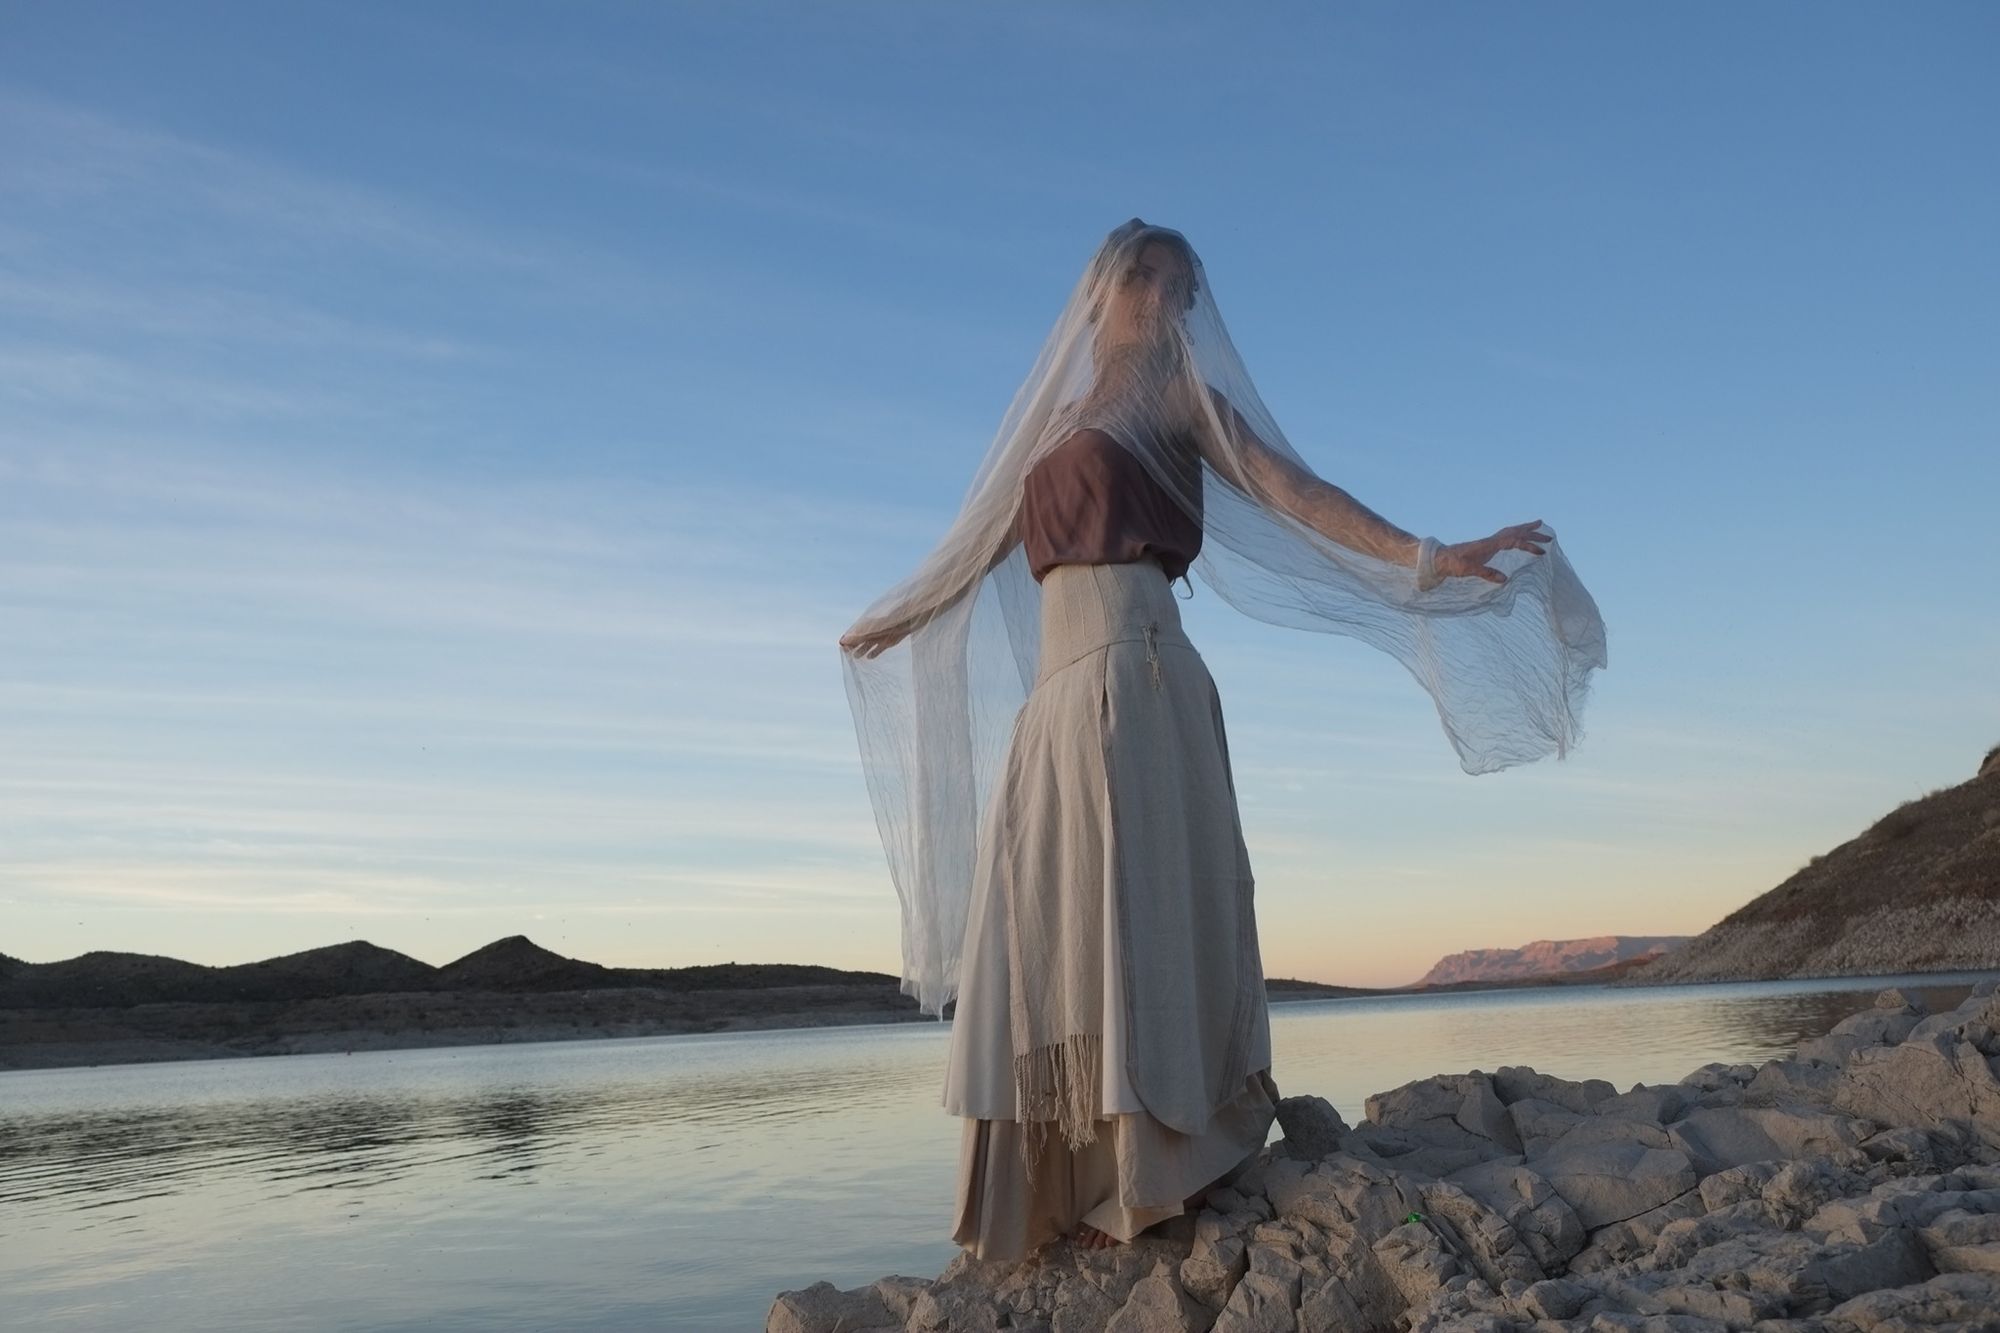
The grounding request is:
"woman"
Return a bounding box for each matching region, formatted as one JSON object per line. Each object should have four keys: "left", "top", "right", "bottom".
{"left": 839, "top": 220, "right": 1605, "bottom": 1261}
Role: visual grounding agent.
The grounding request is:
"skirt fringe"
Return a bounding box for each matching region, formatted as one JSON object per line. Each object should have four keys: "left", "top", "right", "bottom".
{"left": 954, "top": 1071, "right": 1280, "bottom": 1262}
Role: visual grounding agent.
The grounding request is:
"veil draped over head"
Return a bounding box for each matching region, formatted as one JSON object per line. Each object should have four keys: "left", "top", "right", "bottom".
{"left": 841, "top": 219, "right": 1608, "bottom": 1018}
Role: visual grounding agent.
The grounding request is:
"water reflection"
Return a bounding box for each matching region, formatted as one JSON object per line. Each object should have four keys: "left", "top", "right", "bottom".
{"left": 1, "top": 1027, "right": 947, "bottom": 1217}
{"left": 2, "top": 972, "right": 1993, "bottom": 1331}
{"left": 1273, "top": 973, "right": 1989, "bottom": 1122}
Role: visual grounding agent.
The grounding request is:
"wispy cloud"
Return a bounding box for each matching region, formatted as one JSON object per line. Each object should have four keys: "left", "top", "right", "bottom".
{"left": 2, "top": 94, "right": 551, "bottom": 275}
{"left": 0, "top": 345, "right": 360, "bottom": 421}
{"left": 0, "top": 266, "right": 477, "bottom": 361}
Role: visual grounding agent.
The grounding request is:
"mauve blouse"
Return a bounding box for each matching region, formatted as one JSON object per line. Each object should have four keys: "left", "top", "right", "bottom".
{"left": 1020, "top": 428, "right": 1203, "bottom": 584}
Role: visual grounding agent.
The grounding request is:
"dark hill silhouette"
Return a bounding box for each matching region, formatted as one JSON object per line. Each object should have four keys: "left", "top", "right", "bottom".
{"left": 626, "top": 961, "right": 902, "bottom": 991}
{"left": 4, "top": 950, "right": 218, "bottom": 1008}
{"left": 436, "top": 935, "right": 621, "bottom": 993}
{"left": 0, "top": 936, "right": 917, "bottom": 1010}
{"left": 0, "top": 930, "right": 1379, "bottom": 1014}
{"left": 216, "top": 941, "right": 437, "bottom": 1000}
{"left": 1630, "top": 747, "right": 2000, "bottom": 984}
{"left": 0, "top": 941, "right": 435, "bottom": 1008}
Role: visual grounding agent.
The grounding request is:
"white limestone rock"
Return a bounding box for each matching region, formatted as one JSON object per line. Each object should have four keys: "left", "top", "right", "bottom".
{"left": 1567, "top": 1187, "right": 1708, "bottom": 1272}
{"left": 1596, "top": 1083, "right": 1692, "bottom": 1124}
{"left": 765, "top": 1280, "right": 899, "bottom": 1333}
{"left": 1178, "top": 1232, "right": 1246, "bottom": 1310}
{"left": 1207, "top": 1268, "right": 1298, "bottom": 1333}
{"left": 1678, "top": 1228, "right": 1934, "bottom": 1312}
{"left": 1745, "top": 1058, "right": 1845, "bottom": 1104}
{"left": 1104, "top": 1272, "right": 1207, "bottom": 1333}
{"left": 1668, "top": 1104, "right": 1875, "bottom": 1176}
{"left": 1366, "top": 1072, "right": 1524, "bottom": 1158}
{"left": 1490, "top": 1066, "right": 1619, "bottom": 1114}
{"left": 1445, "top": 1159, "right": 1587, "bottom": 1272}
{"left": 1821, "top": 1271, "right": 2000, "bottom": 1329}
{"left": 1263, "top": 1153, "right": 1426, "bottom": 1237}
{"left": 1918, "top": 1206, "right": 2000, "bottom": 1275}
{"left": 1412, "top": 1179, "right": 1548, "bottom": 1289}
{"left": 1679, "top": 1062, "right": 1760, "bottom": 1093}
{"left": 1372, "top": 1219, "right": 1461, "bottom": 1308}
{"left": 1833, "top": 1034, "right": 2000, "bottom": 1128}
{"left": 1530, "top": 1138, "right": 1700, "bottom": 1230}
{"left": 1272, "top": 1093, "right": 1348, "bottom": 1161}
{"left": 1876, "top": 987, "right": 1931, "bottom": 1014}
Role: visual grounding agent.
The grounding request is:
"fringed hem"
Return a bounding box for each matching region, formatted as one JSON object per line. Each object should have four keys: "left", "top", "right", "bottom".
{"left": 953, "top": 1069, "right": 1281, "bottom": 1263}
{"left": 1013, "top": 1031, "right": 1103, "bottom": 1176}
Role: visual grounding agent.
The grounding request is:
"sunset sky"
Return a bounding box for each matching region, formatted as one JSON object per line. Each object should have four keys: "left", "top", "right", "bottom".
{"left": 3, "top": 3, "right": 1995, "bottom": 988}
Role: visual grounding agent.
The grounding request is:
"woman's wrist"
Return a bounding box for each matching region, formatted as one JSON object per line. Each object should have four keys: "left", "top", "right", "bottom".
{"left": 1416, "top": 536, "right": 1443, "bottom": 592}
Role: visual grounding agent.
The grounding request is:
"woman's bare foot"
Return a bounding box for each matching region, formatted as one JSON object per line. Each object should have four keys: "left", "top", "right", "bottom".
{"left": 1067, "top": 1183, "right": 1225, "bottom": 1251}
{"left": 1070, "top": 1222, "right": 1120, "bottom": 1250}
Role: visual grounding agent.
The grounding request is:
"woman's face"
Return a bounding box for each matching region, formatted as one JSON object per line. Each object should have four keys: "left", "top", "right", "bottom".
{"left": 1097, "top": 240, "right": 1193, "bottom": 353}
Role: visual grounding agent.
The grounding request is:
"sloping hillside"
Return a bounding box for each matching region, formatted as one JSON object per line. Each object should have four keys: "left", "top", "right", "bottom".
{"left": 1630, "top": 749, "right": 2000, "bottom": 984}
{"left": 435, "top": 935, "right": 629, "bottom": 992}
{"left": 1415, "top": 935, "right": 1687, "bottom": 987}
{"left": 216, "top": 941, "right": 438, "bottom": 1000}
{"left": 1, "top": 950, "right": 222, "bottom": 1008}
{"left": 0, "top": 941, "right": 438, "bottom": 1007}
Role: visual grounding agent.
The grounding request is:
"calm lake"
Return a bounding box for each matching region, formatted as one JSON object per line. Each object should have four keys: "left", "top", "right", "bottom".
{"left": 5, "top": 971, "right": 1996, "bottom": 1332}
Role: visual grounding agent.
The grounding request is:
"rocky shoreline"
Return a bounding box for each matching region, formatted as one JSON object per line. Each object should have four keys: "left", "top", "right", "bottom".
{"left": 1617, "top": 904, "right": 2000, "bottom": 989}
{"left": 0, "top": 982, "right": 1363, "bottom": 1071}
{"left": 769, "top": 985, "right": 2000, "bottom": 1332}
{"left": 1622, "top": 762, "right": 2000, "bottom": 989}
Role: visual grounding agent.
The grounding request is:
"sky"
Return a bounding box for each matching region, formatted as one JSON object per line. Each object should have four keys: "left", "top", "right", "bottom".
{"left": 2, "top": 3, "right": 1995, "bottom": 989}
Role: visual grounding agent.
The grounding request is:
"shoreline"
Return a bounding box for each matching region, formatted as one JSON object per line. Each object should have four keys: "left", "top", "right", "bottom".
{"left": 7, "top": 968, "right": 1996, "bottom": 1075}
{"left": 0, "top": 984, "right": 1358, "bottom": 1073}
{"left": 771, "top": 981, "right": 2000, "bottom": 1332}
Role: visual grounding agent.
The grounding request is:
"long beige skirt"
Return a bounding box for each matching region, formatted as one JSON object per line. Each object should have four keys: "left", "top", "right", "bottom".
{"left": 944, "top": 559, "right": 1277, "bottom": 1262}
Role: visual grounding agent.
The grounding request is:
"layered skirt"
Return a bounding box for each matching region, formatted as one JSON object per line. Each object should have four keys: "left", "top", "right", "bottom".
{"left": 943, "top": 560, "right": 1278, "bottom": 1261}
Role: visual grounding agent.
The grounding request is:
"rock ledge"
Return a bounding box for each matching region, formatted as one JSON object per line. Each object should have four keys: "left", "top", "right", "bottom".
{"left": 771, "top": 984, "right": 2000, "bottom": 1332}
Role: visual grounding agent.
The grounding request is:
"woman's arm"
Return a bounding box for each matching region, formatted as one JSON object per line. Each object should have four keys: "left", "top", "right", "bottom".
{"left": 1194, "top": 387, "right": 1421, "bottom": 565}
{"left": 839, "top": 504, "right": 1023, "bottom": 659}
{"left": 1193, "top": 388, "right": 1548, "bottom": 589}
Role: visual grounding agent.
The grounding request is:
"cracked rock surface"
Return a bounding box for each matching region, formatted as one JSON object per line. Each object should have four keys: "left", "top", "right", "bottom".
{"left": 770, "top": 985, "right": 2000, "bottom": 1332}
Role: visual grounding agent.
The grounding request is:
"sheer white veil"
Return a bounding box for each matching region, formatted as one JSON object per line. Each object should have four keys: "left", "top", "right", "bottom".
{"left": 841, "top": 219, "right": 1607, "bottom": 1018}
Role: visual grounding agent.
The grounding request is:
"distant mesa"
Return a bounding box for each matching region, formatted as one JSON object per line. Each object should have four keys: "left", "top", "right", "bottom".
{"left": 1413, "top": 935, "right": 1688, "bottom": 988}
{"left": 1626, "top": 744, "right": 2000, "bottom": 985}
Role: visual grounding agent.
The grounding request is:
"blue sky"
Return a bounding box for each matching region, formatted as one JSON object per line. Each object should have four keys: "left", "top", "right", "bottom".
{"left": 2, "top": 3, "right": 1994, "bottom": 988}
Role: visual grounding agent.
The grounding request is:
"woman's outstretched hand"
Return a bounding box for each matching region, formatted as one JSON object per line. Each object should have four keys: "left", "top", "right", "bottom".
{"left": 1437, "top": 521, "right": 1550, "bottom": 586}
{"left": 839, "top": 621, "right": 912, "bottom": 659}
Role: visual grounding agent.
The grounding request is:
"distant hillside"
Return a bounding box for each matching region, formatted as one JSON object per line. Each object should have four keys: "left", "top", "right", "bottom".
{"left": 1414, "top": 935, "right": 1688, "bottom": 987}
{"left": 1628, "top": 749, "right": 2000, "bottom": 985}
{"left": 0, "top": 937, "right": 900, "bottom": 1011}
{"left": 435, "top": 936, "right": 621, "bottom": 993}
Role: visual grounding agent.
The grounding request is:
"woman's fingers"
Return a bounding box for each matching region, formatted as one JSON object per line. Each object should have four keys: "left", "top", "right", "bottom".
{"left": 842, "top": 624, "right": 909, "bottom": 658}
{"left": 856, "top": 631, "right": 909, "bottom": 659}
{"left": 1432, "top": 522, "right": 1547, "bottom": 587}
